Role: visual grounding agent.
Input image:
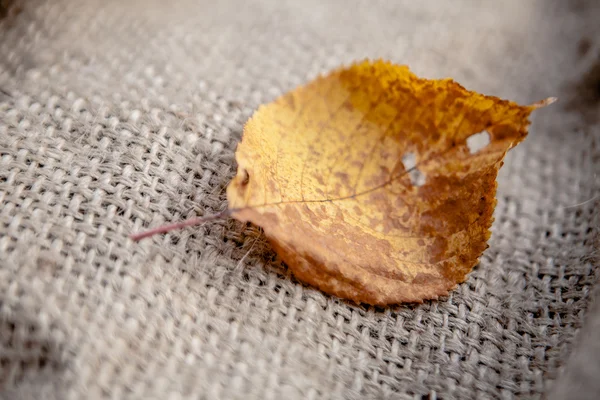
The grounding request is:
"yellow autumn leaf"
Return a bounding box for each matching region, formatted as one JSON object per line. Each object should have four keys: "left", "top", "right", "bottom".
{"left": 226, "top": 59, "right": 554, "bottom": 305}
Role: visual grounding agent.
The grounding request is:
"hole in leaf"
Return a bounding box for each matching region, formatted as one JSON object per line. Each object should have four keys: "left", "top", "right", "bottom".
{"left": 402, "top": 152, "right": 417, "bottom": 170}
{"left": 409, "top": 169, "right": 426, "bottom": 187}
{"left": 467, "top": 130, "right": 490, "bottom": 154}
{"left": 402, "top": 152, "right": 426, "bottom": 187}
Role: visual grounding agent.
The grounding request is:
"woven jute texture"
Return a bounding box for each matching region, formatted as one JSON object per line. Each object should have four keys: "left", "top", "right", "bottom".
{"left": 1, "top": 0, "right": 599, "bottom": 399}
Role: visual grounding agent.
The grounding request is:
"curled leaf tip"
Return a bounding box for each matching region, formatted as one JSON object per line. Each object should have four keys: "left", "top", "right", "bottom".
{"left": 529, "top": 97, "right": 558, "bottom": 109}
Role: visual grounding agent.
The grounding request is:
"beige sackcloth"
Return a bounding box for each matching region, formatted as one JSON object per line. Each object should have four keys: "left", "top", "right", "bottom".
{"left": 1, "top": 0, "right": 598, "bottom": 399}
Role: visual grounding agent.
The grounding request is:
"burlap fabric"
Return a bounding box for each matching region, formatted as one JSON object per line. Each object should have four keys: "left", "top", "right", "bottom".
{"left": 1, "top": 0, "right": 599, "bottom": 399}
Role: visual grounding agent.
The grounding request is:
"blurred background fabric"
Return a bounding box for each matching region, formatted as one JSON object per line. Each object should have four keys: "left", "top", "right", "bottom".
{"left": 0, "top": 0, "right": 598, "bottom": 399}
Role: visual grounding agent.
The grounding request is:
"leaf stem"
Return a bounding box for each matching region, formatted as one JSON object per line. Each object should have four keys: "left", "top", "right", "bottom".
{"left": 129, "top": 209, "right": 231, "bottom": 241}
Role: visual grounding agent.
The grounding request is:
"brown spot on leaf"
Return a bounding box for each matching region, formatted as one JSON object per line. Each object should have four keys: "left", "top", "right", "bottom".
{"left": 427, "top": 236, "right": 449, "bottom": 264}
{"left": 334, "top": 172, "right": 350, "bottom": 186}
{"left": 412, "top": 273, "right": 441, "bottom": 285}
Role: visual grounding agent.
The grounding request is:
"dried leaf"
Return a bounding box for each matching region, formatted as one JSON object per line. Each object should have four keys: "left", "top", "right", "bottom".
{"left": 226, "top": 59, "right": 554, "bottom": 305}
